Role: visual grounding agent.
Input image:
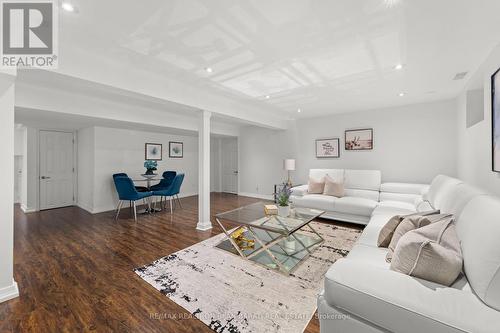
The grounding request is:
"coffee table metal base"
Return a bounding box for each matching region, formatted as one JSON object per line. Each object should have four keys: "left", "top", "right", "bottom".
{"left": 215, "top": 218, "right": 324, "bottom": 275}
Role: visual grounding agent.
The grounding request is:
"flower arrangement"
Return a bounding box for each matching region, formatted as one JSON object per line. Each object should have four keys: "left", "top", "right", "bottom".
{"left": 144, "top": 160, "right": 158, "bottom": 175}
{"left": 276, "top": 184, "right": 292, "bottom": 207}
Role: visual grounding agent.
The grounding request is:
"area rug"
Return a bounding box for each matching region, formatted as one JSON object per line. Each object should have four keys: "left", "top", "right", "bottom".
{"left": 134, "top": 222, "right": 361, "bottom": 333}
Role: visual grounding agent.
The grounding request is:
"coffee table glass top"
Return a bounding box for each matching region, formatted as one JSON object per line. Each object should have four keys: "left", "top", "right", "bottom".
{"left": 215, "top": 202, "right": 324, "bottom": 236}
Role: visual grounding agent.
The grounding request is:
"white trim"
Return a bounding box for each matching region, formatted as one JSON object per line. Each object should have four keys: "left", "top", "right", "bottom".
{"left": 0, "top": 281, "right": 19, "bottom": 303}
{"left": 238, "top": 192, "right": 274, "bottom": 201}
{"left": 76, "top": 202, "right": 94, "bottom": 214}
{"left": 196, "top": 221, "right": 213, "bottom": 231}
{"left": 20, "top": 204, "right": 37, "bottom": 213}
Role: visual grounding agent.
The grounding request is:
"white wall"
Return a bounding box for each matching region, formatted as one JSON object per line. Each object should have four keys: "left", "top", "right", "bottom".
{"left": 456, "top": 45, "right": 500, "bottom": 196}
{"left": 76, "top": 126, "right": 229, "bottom": 213}
{"left": 77, "top": 127, "right": 95, "bottom": 212}
{"left": 21, "top": 127, "right": 38, "bottom": 213}
{"left": 239, "top": 100, "right": 457, "bottom": 197}
{"left": 0, "top": 73, "right": 18, "bottom": 302}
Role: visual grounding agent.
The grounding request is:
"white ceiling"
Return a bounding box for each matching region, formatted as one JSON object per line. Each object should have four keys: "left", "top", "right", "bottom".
{"left": 57, "top": 0, "right": 500, "bottom": 119}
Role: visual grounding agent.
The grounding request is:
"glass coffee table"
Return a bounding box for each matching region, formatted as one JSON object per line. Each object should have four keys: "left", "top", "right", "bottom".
{"left": 215, "top": 202, "right": 325, "bottom": 275}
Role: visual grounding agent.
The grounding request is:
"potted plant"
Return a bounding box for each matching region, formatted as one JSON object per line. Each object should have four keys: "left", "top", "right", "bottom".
{"left": 276, "top": 184, "right": 292, "bottom": 217}
{"left": 144, "top": 160, "right": 158, "bottom": 175}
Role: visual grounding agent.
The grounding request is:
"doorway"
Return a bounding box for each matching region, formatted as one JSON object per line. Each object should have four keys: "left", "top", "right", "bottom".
{"left": 221, "top": 138, "right": 238, "bottom": 194}
{"left": 39, "top": 130, "right": 76, "bottom": 210}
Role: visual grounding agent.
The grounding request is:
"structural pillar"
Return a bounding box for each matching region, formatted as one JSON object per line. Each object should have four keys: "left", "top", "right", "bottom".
{"left": 196, "top": 110, "right": 212, "bottom": 231}
{"left": 0, "top": 69, "right": 19, "bottom": 303}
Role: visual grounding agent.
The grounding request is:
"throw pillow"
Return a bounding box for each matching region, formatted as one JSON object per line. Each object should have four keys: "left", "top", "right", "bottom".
{"left": 386, "top": 213, "right": 450, "bottom": 262}
{"left": 308, "top": 177, "right": 325, "bottom": 194}
{"left": 390, "top": 217, "right": 463, "bottom": 286}
{"left": 377, "top": 210, "right": 440, "bottom": 248}
{"left": 323, "top": 175, "right": 344, "bottom": 197}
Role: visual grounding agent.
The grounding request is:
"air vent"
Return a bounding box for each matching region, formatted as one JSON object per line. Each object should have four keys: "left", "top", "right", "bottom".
{"left": 453, "top": 72, "right": 468, "bottom": 80}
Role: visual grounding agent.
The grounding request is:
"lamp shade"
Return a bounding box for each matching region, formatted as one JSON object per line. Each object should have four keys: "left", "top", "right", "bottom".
{"left": 283, "top": 159, "right": 296, "bottom": 171}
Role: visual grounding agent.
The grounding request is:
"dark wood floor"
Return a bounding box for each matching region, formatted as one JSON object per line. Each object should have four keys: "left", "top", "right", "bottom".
{"left": 0, "top": 193, "right": 359, "bottom": 333}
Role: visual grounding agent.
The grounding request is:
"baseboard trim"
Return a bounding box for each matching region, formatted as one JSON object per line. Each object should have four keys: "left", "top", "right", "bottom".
{"left": 196, "top": 221, "right": 213, "bottom": 231}
{"left": 0, "top": 281, "right": 19, "bottom": 303}
{"left": 20, "top": 204, "right": 37, "bottom": 213}
{"left": 76, "top": 202, "right": 94, "bottom": 214}
{"left": 238, "top": 192, "right": 274, "bottom": 201}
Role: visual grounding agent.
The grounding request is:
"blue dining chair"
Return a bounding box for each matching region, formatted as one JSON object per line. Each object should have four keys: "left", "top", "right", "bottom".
{"left": 113, "top": 176, "right": 153, "bottom": 221}
{"left": 150, "top": 171, "right": 177, "bottom": 191}
{"left": 152, "top": 173, "right": 185, "bottom": 214}
{"left": 112, "top": 173, "right": 149, "bottom": 192}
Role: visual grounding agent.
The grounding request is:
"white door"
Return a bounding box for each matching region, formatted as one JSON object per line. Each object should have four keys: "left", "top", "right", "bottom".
{"left": 14, "top": 156, "right": 22, "bottom": 203}
{"left": 221, "top": 138, "right": 238, "bottom": 194}
{"left": 39, "top": 131, "right": 75, "bottom": 210}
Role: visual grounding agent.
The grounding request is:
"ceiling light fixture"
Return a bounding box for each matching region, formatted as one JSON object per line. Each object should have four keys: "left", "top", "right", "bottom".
{"left": 399, "top": 92, "right": 405, "bottom": 97}
{"left": 394, "top": 64, "right": 404, "bottom": 70}
{"left": 265, "top": 95, "right": 270, "bottom": 99}
{"left": 205, "top": 67, "right": 213, "bottom": 73}
{"left": 297, "top": 108, "right": 301, "bottom": 113}
{"left": 62, "top": 2, "right": 75, "bottom": 12}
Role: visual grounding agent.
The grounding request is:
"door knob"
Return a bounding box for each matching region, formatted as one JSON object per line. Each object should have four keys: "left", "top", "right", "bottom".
{"left": 41, "top": 176, "right": 51, "bottom": 179}
{"left": 233, "top": 171, "right": 239, "bottom": 174}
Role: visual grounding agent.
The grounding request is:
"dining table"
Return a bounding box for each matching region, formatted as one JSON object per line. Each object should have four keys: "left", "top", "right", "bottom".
{"left": 131, "top": 175, "right": 162, "bottom": 214}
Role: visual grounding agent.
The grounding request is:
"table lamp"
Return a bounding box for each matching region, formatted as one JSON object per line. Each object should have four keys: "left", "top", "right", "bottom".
{"left": 283, "top": 159, "right": 296, "bottom": 187}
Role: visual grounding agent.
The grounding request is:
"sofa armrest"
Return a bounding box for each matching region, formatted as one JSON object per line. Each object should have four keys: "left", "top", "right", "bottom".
{"left": 290, "top": 184, "right": 308, "bottom": 197}
{"left": 324, "top": 259, "right": 500, "bottom": 333}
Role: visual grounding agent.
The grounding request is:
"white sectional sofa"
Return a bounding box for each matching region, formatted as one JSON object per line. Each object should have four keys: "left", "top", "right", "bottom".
{"left": 316, "top": 175, "right": 500, "bottom": 333}
{"left": 290, "top": 169, "right": 429, "bottom": 224}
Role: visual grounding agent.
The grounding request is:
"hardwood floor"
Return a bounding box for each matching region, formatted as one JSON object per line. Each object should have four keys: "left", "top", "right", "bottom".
{"left": 0, "top": 193, "right": 360, "bottom": 333}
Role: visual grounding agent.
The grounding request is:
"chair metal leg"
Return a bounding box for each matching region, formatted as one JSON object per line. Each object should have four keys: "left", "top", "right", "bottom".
{"left": 170, "top": 196, "right": 173, "bottom": 214}
{"left": 115, "top": 201, "right": 123, "bottom": 220}
{"left": 176, "top": 195, "right": 183, "bottom": 209}
{"left": 133, "top": 201, "right": 137, "bottom": 222}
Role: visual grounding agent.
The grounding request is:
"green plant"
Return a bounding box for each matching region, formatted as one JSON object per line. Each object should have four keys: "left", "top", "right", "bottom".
{"left": 276, "top": 184, "right": 292, "bottom": 207}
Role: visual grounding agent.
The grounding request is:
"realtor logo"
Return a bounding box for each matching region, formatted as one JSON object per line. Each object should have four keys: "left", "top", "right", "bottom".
{"left": 1, "top": 0, "right": 58, "bottom": 68}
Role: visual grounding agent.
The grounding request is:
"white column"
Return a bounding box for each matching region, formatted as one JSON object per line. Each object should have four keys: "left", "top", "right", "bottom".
{"left": 197, "top": 110, "right": 212, "bottom": 230}
{"left": 0, "top": 70, "right": 19, "bottom": 303}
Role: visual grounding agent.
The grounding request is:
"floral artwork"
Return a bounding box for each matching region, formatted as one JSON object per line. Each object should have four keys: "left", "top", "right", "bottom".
{"left": 169, "top": 142, "right": 183, "bottom": 158}
{"left": 145, "top": 143, "right": 162, "bottom": 160}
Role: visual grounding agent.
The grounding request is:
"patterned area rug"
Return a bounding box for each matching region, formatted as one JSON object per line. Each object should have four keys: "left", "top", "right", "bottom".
{"left": 135, "top": 222, "right": 361, "bottom": 333}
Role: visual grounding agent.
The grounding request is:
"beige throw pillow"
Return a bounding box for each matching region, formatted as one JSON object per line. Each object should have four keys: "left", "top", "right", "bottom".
{"left": 390, "top": 217, "right": 463, "bottom": 286}
{"left": 323, "top": 175, "right": 344, "bottom": 197}
{"left": 386, "top": 213, "right": 450, "bottom": 262}
{"left": 308, "top": 177, "right": 325, "bottom": 194}
{"left": 377, "top": 210, "right": 440, "bottom": 248}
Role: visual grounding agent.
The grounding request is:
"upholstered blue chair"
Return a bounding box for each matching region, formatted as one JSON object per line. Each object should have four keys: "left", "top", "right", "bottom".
{"left": 112, "top": 173, "right": 148, "bottom": 192}
{"left": 152, "top": 173, "right": 185, "bottom": 214}
{"left": 113, "top": 176, "right": 152, "bottom": 221}
{"left": 150, "top": 171, "right": 177, "bottom": 191}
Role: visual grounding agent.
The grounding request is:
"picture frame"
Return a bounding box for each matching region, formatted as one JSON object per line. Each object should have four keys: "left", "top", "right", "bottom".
{"left": 145, "top": 143, "right": 162, "bottom": 160}
{"left": 345, "top": 128, "right": 373, "bottom": 151}
{"left": 316, "top": 138, "right": 340, "bottom": 158}
{"left": 492, "top": 67, "right": 500, "bottom": 172}
{"left": 169, "top": 141, "right": 183, "bottom": 158}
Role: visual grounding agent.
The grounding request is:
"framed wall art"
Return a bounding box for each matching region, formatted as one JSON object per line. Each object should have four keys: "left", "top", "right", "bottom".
{"left": 169, "top": 141, "right": 184, "bottom": 158}
{"left": 492, "top": 67, "right": 500, "bottom": 172}
{"left": 345, "top": 128, "right": 373, "bottom": 151}
{"left": 145, "top": 143, "right": 162, "bottom": 160}
{"left": 316, "top": 138, "right": 340, "bottom": 158}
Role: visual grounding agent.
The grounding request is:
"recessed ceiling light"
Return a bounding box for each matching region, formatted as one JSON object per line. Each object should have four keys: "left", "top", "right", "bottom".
{"left": 394, "top": 64, "right": 404, "bottom": 70}
{"left": 205, "top": 67, "right": 213, "bottom": 73}
{"left": 399, "top": 92, "right": 405, "bottom": 97}
{"left": 265, "top": 95, "right": 270, "bottom": 99}
{"left": 297, "top": 108, "right": 301, "bottom": 113}
{"left": 62, "top": 2, "right": 75, "bottom": 12}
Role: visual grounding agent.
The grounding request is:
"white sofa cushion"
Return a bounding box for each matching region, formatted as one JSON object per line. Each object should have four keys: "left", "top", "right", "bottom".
{"left": 426, "top": 175, "right": 463, "bottom": 211}
{"left": 457, "top": 196, "right": 500, "bottom": 311}
{"left": 381, "top": 182, "right": 430, "bottom": 195}
{"left": 414, "top": 197, "right": 434, "bottom": 212}
{"left": 324, "top": 259, "right": 500, "bottom": 333}
{"left": 309, "top": 169, "right": 344, "bottom": 183}
{"left": 334, "top": 197, "right": 378, "bottom": 217}
{"left": 290, "top": 184, "right": 308, "bottom": 197}
{"left": 292, "top": 194, "right": 336, "bottom": 211}
{"left": 380, "top": 192, "right": 420, "bottom": 204}
{"left": 347, "top": 244, "right": 390, "bottom": 269}
{"left": 344, "top": 169, "right": 381, "bottom": 191}
{"left": 439, "top": 183, "right": 486, "bottom": 217}
{"left": 372, "top": 201, "right": 416, "bottom": 216}
{"left": 344, "top": 188, "right": 380, "bottom": 201}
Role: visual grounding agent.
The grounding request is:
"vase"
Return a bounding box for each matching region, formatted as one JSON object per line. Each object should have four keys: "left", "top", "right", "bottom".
{"left": 278, "top": 205, "right": 290, "bottom": 217}
{"left": 145, "top": 169, "right": 154, "bottom": 175}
